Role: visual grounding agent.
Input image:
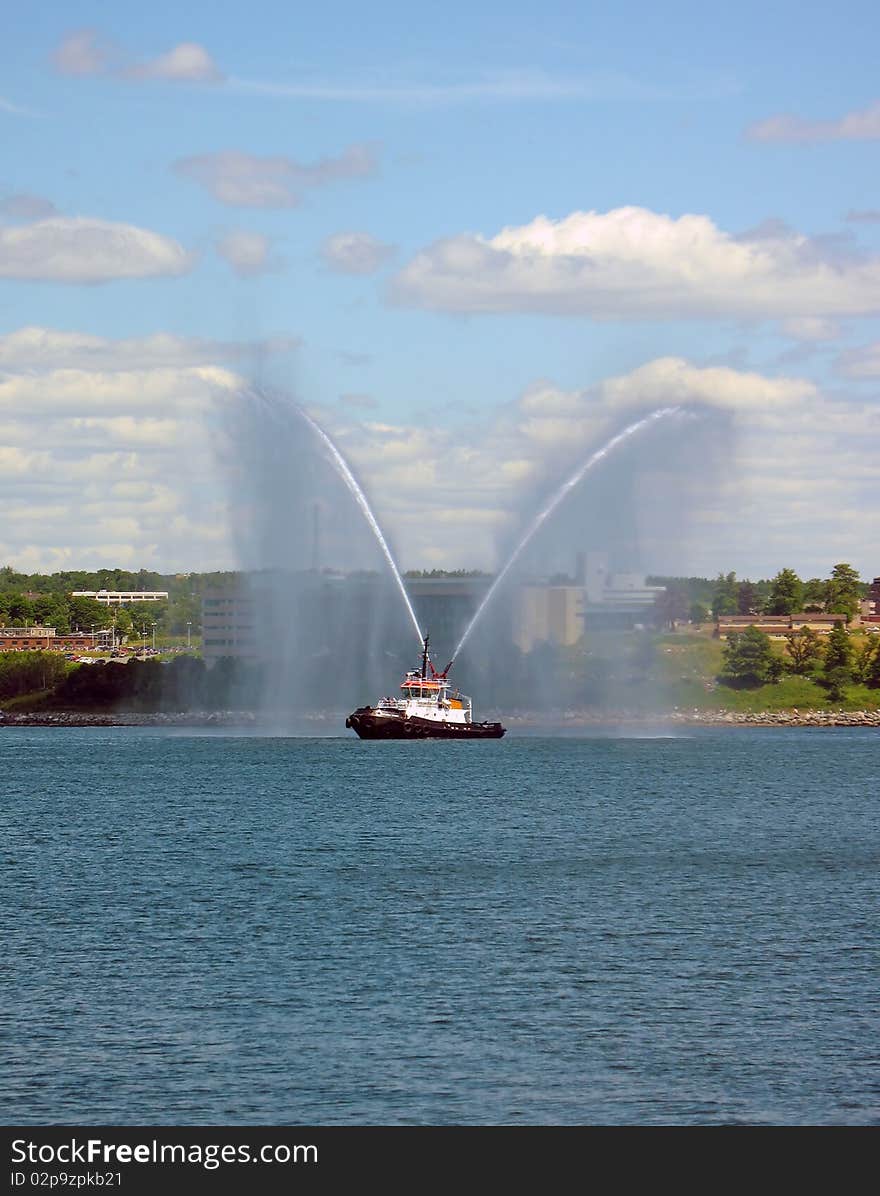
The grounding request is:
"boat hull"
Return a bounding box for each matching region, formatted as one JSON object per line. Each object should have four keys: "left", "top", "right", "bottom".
{"left": 345, "top": 706, "right": 505, "bottom": 739}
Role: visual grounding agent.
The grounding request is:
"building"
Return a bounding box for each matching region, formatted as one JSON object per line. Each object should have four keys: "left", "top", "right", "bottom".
{"left": 201, "top": 587, "right": 259, "bottom": 665}
{"left": 71, "top": 590, "right": 169, "bottom": 605}
{"left": 0, "top": 626, "right": 111, "bottom": 652}
{"left": 514, "top": 585, "right": 584, "bottom": 653}
{"left": 716, "top": 613, "right": 848, "bottom": 639}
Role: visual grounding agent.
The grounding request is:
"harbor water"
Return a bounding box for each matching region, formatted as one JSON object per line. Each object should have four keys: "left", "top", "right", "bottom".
{"left": 3, "top": 726, "right": 878, "bottom": 1125}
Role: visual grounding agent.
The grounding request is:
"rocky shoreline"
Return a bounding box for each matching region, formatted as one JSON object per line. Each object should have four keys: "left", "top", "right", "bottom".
{"left": 1, "top": 708, "right": 879, "bottom": 729}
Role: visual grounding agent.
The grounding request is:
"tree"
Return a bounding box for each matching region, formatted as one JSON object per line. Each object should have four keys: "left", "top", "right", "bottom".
{"left": 736, "top": 580, "right": 761, "bottom": 615}
{"left": 766, "top": 568, "right": 803, "bottom": 615}
{"left": 865, "top": 641, "right": 880, "bottom": 689}
{"left": 67, "top": 595, "right": 108, "bottom": 631}
{"left": 824, "top": 623, "right": 853, "bottom": 673}
{"left": 689, "top": 601, "right": 710, "bottom": 625}
{"left": 784, "top": 626, "right": 822, "bottom": 675}
{"left": 653, "top": 585, "right": 688, "bottom": 630}
{"left": 821, "top": 624, "right": 853, "bottom": 701}
{"left": 721, "top": 625, "right": 783, "bottom": 687}
{"left": 824, "top": 563, "right": 861, "bottom": 620}
{"left": 6, "top": 594, "right": 36, "bottom": 625}
{"left": 803, "top": 578, "right": 826, "bottom": 610}
{"left": 711, "top": 572, "right": 738, "bottom": 618}
{"left": 853, "top": 638, "right": 880, "bottom": 684}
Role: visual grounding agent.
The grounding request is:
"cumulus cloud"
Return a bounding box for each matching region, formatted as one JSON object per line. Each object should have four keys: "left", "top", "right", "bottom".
{"left": 51, "top": 29, "right": 222, "bottom": 84}
{"left": 321, "top": 231, "right": 395, "bottom": 274}
{"left": 0, "top": 326, "right": 298, "bottom": 370}
{"left": 0, "top": 330, "right": 247, "bottom": 570}
{"left": 215, "top": 230, "right": 277, "bottom": 276}
{"left": 746, "top": 99, "right": 880, "bottom": 143}
{"left": 391, "top": 206, "right": 880, "bottom": 320}
{"left": 0, "top": 217, "right": 193, "bottom": 283}
{"left": 2, "top": 326, "right": 876, "bottom": 578}
{"left": 314, "top": 357, "right": 837, "bottom": 575}
{"left": 173, "top": 144, "right": 377, "bottom": 207}
{"left": 125, "top": 43, "right": 223, "bottom": 83}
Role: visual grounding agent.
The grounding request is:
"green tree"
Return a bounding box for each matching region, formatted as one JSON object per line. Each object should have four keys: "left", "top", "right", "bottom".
{"left": 766, "top": 568, "right": 804, "bottom": 615}
{"left": 689, "top": 601, "right": 710, "bottom": 625}
{"left": 821, "top": 624, "right": 853, "bottom": 701}
{"left": 865, "top": 640, "right": 880, "bottom": 689}
{"left": 113, "top": 607, "right": 133, "bottom": 641}
{"left": 784, "top": 625, "right": 822, "bottom": 675}
{"left": 802, "top": 578, "right": 826, "bottom": 610}
{"left": 824, "top": 563, "right": 861, "bottom": 620}
{"left": 736, "top": 580, "right": 761, "bottom": 615}
{"left": 5, "top": 594, "right": 36, "bottom": 625}
{"left": 824, "top": 623, "right": 853, "bottom": 673}
{"left": 853, "top": 638, "right": 880, "bottom": 684}
{"left": 721, "top": 625, "right": 783, "bottom": 687}
{"left": 711, "top": 572, "right": 738, "bottom": 617}
{"left": 67, "top": 595, "right": 108, "bottom": 632}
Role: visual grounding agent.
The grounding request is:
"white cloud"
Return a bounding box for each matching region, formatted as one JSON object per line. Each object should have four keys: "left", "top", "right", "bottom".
{"left": 2, "top": 332, "right": 877, "bottom": 579}
{"left": 321, "top": 231, "right": 395, "bottom": 274}
{"left": 747, "top": 99, "right": 880, "bottom": 143}
{"left": 0, "top": 217, "right": 193, "bottom": 283}
{"left": 126, "top": 43, "right": 223, "bottom": 84}
{"left": 314, "top": 357, "right": 841, "bottom": 575}
{"left": 391, "top": 206, "right": 880, "bottom": 320}
{"left": 215, "top": 230, "right": 276, "bottom": 276}
{"left": 0, "top": 326, "right": 297, "bottom": 370}
{"left": 52, "top": 29, "right": 109, "bottom": 77}
{"left": 51, "top": 30, "right": 222, "bottom": 84}
{"left": 0, "top": 334, "right": 246, "bottom": 571}
{"left": 173, "top": 145, "right": 377, "bottom": 207}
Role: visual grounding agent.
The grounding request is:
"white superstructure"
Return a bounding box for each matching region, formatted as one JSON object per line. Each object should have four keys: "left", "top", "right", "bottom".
{"left": 374, "top": 667, "right": 473, "bottom": 725}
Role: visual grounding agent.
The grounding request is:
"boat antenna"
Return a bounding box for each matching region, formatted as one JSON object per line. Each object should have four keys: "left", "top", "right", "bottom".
{"left": 421, "top": 633, "right": 429, "bottom": 680}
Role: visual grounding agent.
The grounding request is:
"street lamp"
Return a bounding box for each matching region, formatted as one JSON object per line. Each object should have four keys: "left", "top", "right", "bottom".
{"left": 186, "top": 621, "right": 192, "bottom": 650}
{"left": 151, "top": 622, "right": 157, "bottom": 652}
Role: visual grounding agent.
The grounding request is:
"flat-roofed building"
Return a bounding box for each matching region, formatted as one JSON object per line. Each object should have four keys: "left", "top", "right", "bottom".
{"left": 0, "top": 626, "right": 111, "bottom": 651}
{"left": 71, "top": 590, "right": 169, "bottom": 605}
{"left": 514, "top": 585, "right": 584, "bottom": 653}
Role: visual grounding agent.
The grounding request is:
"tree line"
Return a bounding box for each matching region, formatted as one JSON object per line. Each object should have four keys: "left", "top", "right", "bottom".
{"left": 653, "top": 563, "right": 869, "bottom": 627}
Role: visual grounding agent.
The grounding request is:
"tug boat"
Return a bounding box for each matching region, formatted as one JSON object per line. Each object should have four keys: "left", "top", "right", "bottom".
{"left": 345, "top": 636, "right": 505, "bottom": 740}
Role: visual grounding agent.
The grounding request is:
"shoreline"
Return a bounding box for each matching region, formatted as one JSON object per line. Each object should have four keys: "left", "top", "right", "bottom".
{"left": 2, "top": 708, "right": 879, "bottom": 729}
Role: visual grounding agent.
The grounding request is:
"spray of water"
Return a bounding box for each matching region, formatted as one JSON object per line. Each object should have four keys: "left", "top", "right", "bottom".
{"left": 451, "top": 406, "right": 684, "bottom": 662}
{"left": 250, "top": 388, "right": 424, "bottom": 650}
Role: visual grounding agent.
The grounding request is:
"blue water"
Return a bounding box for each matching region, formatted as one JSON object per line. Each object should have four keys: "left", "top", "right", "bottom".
{"left": 2, "top": 727, "right": 878, "bottom": 1125}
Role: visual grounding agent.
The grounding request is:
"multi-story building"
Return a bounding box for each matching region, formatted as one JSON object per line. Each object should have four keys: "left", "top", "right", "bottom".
{"left": 514, "top": 586, "right": 584, "bottom": 653}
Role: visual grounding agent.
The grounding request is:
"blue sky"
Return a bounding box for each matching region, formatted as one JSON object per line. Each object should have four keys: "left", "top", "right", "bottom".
{"left": 1, "top": 1, "right": 879, "bottom": 578}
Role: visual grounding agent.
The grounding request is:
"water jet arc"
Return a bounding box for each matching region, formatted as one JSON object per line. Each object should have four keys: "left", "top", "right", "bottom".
{"left": 451, "top": 406, "right": 683, "bottom": 662}
{"left": 250, "top": 388, "right": 424, "bottom": 649}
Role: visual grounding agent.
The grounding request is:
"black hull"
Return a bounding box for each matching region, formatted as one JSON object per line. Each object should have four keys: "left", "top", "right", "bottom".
{"left": 345, "top": 707, "right": 505, "bottom": 740}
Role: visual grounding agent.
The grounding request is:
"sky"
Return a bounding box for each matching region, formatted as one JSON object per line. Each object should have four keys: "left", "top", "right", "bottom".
{"left": 1, "top": 0, "right": 879, "bottom": 580}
